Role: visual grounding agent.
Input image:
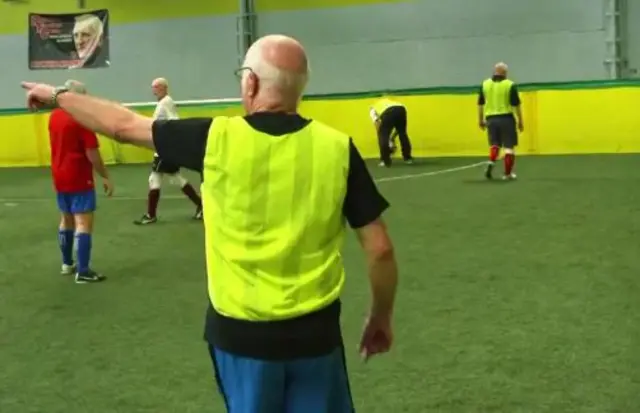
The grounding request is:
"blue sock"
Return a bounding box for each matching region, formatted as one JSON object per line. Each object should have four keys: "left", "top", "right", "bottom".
{"left": 75, "top": 232, "right": 92, "bottom": 274}
{"left": 58, "top": 229, "right": 75, "bottom": 266}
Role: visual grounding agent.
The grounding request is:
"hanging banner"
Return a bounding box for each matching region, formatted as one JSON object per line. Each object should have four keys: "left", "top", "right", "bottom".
{"left": 28, "top": 9, "right": 110, "bottom": 70}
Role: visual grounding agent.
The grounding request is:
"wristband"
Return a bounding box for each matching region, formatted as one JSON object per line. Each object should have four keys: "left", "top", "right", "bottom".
{"left": 51, "top": 86, "right": 70, "bottom": 106}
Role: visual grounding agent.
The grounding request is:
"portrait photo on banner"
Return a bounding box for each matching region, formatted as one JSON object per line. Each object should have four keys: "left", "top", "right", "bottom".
{"left": 28, "top": 9, "right": 110, "bottom": 70}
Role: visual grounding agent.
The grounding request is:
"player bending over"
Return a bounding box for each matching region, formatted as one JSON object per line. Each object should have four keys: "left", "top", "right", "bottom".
{"left": 49, "top": 80, "right": 112, "bottom": 283}
{"left": 369, "top": 97, "right": 413, "bottom": 167}
{"left": 134, "top": 77, "right": 202, "bottom": 225}
{"left": 478, "top": 62, "right": 524, "bottom": 180}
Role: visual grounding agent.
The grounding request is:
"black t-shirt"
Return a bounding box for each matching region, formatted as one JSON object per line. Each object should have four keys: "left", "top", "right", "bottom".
{"left": 152, "top": 111, "right": 390, "bottom": 360}
{"left": 153, "top": 112, "right": 389, "bottom": 229}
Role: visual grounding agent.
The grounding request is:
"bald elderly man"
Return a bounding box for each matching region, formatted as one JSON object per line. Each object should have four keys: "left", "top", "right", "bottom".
{"left": 478, "top": 62, "right": 524, "bottom": 180}
{"left": 134, "top": 77, "right": 202, "bottom": 225}
{"left": 21, "top": 34, "right": 398, "bottom": 413}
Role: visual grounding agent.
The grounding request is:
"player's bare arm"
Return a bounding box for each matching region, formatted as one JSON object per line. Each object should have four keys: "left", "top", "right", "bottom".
{"left": 22, "top": 82, "right": 155, "bottom": 149}
{"left": 477, "top": 87, "right": 486, "bottom": 129}
{"left": 354, "top": 217, "right": 397, "bottom": 360}
{"left": 355, "top": 218, "right": 397, "bottom": 320}
{"left": 507, "top": 83, "right": 524, "bottom": 132}
{"left": 515, "top": 106, "right": 524, "bottom": 131}
{"left": 343, "top": 140, "right": 397, "bottom": 359}
{"left": 514, "top": 103, "right": 524, "bottom": 131}
{"left": 59, "top": 92, "right": 153, "bottom": 148}
{"left": 85, "top": 148, "right": 108, "bottom": 179}
{"left": 85, "top": 148, "right": 114, "bottom": 196}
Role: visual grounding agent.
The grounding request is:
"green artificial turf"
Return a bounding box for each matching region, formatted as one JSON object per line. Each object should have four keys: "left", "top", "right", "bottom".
{"left": 0, "top": 155, "right": 638, "bottom": 412}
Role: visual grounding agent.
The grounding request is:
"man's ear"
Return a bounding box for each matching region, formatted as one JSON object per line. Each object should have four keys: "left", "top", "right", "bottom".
{"left": 247, "top": 72, "right": 259, "bottom": 98}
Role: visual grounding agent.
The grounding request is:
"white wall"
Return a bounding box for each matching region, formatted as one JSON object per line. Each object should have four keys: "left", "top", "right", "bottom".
{"left": 257, "top": 0, "right": 609, "bottom": 93}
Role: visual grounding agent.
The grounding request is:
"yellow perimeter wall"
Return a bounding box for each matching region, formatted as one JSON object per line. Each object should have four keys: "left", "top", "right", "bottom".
{"left": 1, "top": 82, "right": 639, "bottom": 167}
{"left": 0, "top": 106, "right": 243, "bottom": 167}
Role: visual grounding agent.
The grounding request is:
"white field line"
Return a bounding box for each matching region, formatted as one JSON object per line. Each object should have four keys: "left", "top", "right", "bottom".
{"left": 376, "top": 161, "right": 485, "bottom": 183}
{"left": 0, "top": 161, "right": 485, "bottom": 204}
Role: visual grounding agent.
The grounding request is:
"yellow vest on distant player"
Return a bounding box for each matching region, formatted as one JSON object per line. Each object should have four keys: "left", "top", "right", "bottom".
{"left": 482, "top": 78, "right": 514, "bottom": 117}
{"left": 372, "top": 98, "right": 403, "bottom": 117}
{"left": 201, "top": 116, "right": 350, "bottom": 321}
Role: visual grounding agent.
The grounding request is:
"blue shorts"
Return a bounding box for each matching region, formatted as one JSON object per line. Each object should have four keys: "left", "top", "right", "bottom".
{"left": 56, "top": 190, "right": 96, "bottom": 214}
{"left": 210, "top": 345, "right": 354, "bottom": 413}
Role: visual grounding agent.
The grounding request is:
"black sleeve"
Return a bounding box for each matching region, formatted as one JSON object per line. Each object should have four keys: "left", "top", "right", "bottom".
{"left": 343, "top": 139, "right": 390, "bottom": 228}
{"left": 510, "top": 84, "right": 521, "bottom": 106}
{"left": 477, "top": 86, "right": 485, "bottom": 105}
{"left": 152, "top": 118, "right": 213, "bottom": 172}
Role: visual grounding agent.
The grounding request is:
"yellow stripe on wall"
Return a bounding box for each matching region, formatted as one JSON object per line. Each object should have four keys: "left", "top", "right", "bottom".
{"left": 0, "top": 105, "right": 245, "bottom": 168}
{"left": 4, "top": 87, "right": 639, "bottom": 168}
{"left": 255, "top": 0, "right": 404, "bottom": 12}
{"left": 0, "top": 0, "right": 237, "bottom": 35}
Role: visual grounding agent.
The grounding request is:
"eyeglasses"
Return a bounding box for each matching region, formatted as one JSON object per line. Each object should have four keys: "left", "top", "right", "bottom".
{"left": 234, "top": 66, "right": 254, "bottom": 80}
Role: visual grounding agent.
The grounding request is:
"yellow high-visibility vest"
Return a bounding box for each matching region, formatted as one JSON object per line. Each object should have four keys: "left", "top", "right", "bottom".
{"left": 482, "top": 78, "right": 515, "bottom": 117}
{"left": 372, "top": 98, "right": 403, "bottom": 117}
{"left": 201, "top": 115, "right": 351, "bottom": 321}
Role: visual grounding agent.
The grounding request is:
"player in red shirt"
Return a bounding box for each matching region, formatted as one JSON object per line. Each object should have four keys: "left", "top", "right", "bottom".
{"left": 49, "top": 80, "right": 113, "bottom": 283}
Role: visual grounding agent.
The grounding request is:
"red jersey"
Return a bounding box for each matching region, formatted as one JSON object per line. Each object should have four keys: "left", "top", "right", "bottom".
{"left": 48, "top": 109, "right": 99, "bottom": 193}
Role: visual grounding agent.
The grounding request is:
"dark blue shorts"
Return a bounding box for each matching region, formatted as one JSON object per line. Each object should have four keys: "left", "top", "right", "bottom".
{"left": 209, "top": 345, "right": 355, "bottom": 413}
{"left": 56, "top": 190, "right": 96, "bottom": 214}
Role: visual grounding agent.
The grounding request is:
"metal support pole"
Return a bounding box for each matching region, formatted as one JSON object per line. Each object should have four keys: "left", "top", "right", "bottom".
{"left": 248, "top": 0, "right": 257, "bottom": 42}
{"left": 603, "top": 0, "right": 622, "bottom": 79}
{"left": 617, "top": 0, "right": 632, "bottom": 78}
{"left": 236, "top": 0, "right": 256, "bottom": 66}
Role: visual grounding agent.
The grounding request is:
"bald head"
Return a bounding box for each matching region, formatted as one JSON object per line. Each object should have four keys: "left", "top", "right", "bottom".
{"left": 493, "top": 62, "right": 508, "bottom": 77}
{"left": 241, "top": 34, "right": 309, "bottom": 111}
{"left": 151, "top": 77, "right": 169, "bottom": 99}
{"left": 152, "top": 77, "right": 168, "bottom": 88}
{"left": 251, "top": 34, "right": 308, "bottom": 75}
